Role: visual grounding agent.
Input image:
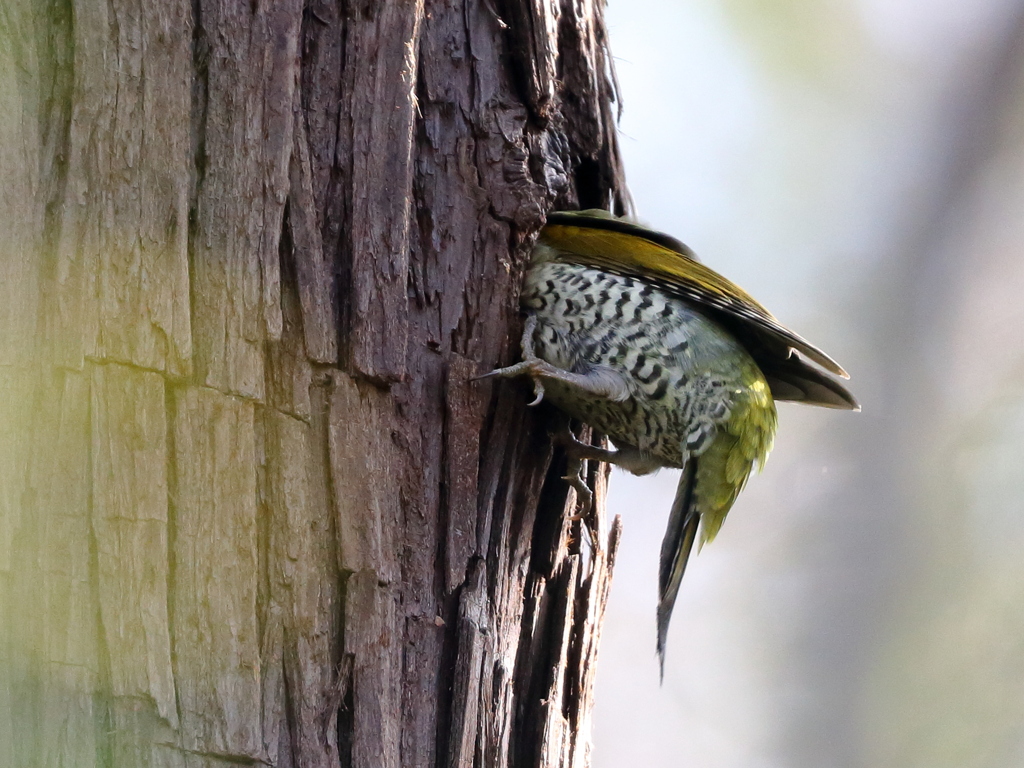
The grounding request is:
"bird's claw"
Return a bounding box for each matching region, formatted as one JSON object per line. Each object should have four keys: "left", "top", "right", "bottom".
{"left": 473, "top": 358, "right": 547, "bottom": 406}
{"left": 473, "top": 313, "right": 554, "bottom": 404}
{"left": 528, "top": 376, "right": 545, "bottom": 406}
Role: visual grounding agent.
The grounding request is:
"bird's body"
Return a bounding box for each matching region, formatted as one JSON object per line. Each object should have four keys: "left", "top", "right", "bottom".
{"left": 484, "top": 210, "right": 857, "bottom": 673}
{"left": 522, "top": 258, "right": 775, "bottom": 473}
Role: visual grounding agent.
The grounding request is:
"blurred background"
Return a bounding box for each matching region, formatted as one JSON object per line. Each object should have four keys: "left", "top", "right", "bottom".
{"left": 593, "top": 1, "right": 1024, "bottom": 767}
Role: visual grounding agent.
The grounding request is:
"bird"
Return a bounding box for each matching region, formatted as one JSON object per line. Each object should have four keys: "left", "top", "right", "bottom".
{"left": 481, "top": 209, "right": 858, "bottom": 676}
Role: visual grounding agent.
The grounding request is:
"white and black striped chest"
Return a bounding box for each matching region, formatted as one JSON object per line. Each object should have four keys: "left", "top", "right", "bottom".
{"left": 520, "top": 260, "right": 755, "bottom": 466}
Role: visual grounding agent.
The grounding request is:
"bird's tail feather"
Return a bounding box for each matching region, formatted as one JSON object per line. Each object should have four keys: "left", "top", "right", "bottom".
{"left": 656, "top": 460, "right": 700, "bottom": 680}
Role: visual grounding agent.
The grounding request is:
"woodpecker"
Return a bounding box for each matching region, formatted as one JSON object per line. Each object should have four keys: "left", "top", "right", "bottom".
{"left": 482, "top": 209, "right": 858, "bottom": 674}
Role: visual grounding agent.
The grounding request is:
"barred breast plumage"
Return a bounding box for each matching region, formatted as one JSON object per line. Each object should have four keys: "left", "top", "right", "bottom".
{"left": 521, "top": 259, "right": 766, "bottom": 471}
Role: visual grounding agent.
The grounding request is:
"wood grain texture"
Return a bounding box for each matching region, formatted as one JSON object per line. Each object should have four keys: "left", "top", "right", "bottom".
{"left": 26, "top": 371, "right": 100, "bottom": 768}
{"left": 289, "top": 112, "right": 338, "bottom": 365}
{"left": 339, "top": 0, "right": 424, "bottom": 382}
{"left": 447, "top": 560, "right": 490, "bottom": 768}
{"left": 328, "top": 374, "right": 402, "bottom": 582}
{"left": 90, "top": 363, "right": 177, "bottom": 726}
{"left": 172, "top": 387, "right": 262, "bottom": 759}
{"left": 267, "top": 263, "right": 315, "bottom": 421}
{"left": 264, "top": 403, "right": 340, "bottom": 768}
{"left": 496, "top": 0, "right": 560, "bottom": 116}
{"left": 191, "top": 0, "right": 302, "bottom": 399}
{"left": 0, "top": 586, "right": 11, "bottom": 768}
{"left": 51, "top": 1, "right": 192, "bottom": 375}
{"left": 2, "top": 0, "right": 630, "bottom": 765}
{"left": 444, "top": 355, "right": 489, "bottom": 594}
{"left": 0, "top": 0, "right": 43, "bottom": 371}
{"left": 565, "top": 485, "right": 622, "bottom": 768}
{"left": 0, "top": 370, "right": 30, "bottom": 573}
{"left": 106, "top": 704, "right": 186, "bottom": 768}
{"left": 345, "top": 570, "right": 403, "bottom": 768}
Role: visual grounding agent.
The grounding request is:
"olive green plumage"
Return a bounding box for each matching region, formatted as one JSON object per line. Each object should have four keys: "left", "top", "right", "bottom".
{"left": 485, "top": 209, "right": 857, "bottom": 675}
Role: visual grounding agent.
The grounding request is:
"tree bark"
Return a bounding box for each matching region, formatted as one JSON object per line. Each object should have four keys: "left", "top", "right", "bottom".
{"left": 0, "top": 1, "right": 627, "bottom": 767}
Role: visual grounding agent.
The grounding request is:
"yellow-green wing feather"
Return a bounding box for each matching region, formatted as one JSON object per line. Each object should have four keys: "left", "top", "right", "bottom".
{"left": 696, "top": 376, "right": 777, "bottom": 547}
{"left": 541, "top": 213, "right": 850, "bottom": 379}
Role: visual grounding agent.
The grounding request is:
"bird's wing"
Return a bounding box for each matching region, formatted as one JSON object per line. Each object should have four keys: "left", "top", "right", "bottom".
{"left": 546, "top": 209, "right": 699, "bottom": 260}
{"left": 759, "top": 352, "right": 860, "bottom": 410}
{"left": 541, "top": 212, "right": 851, "bottom": 381}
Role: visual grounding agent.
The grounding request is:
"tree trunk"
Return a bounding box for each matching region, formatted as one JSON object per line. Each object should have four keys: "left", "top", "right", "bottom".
{"left": 0, "top": 1, "right": 627, "bottom": 767}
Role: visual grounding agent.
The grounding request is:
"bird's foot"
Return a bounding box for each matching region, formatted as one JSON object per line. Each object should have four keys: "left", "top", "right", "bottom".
{"left": 474, "top": 358, "right": 548, "bottom": 406}
{"left": 551, "top": 424, "right": 606, "bottom": 552}
{"left": 562, "top": 454, "right": 594, "bottom": 517}
{"left": 550, "top": 423, "right": 620, "bottom": 465}
{"left": 473, "top": 314, "right": 549, "bottom": 405}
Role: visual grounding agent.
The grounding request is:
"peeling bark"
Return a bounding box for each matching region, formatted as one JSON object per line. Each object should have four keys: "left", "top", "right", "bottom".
{"left": 0, "top": 0, "right": 627, "bottom": 766}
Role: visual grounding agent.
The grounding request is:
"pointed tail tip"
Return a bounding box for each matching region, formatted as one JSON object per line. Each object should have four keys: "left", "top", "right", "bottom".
{"left": 656, "top": 629, "right": 667, "bottom": 685}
